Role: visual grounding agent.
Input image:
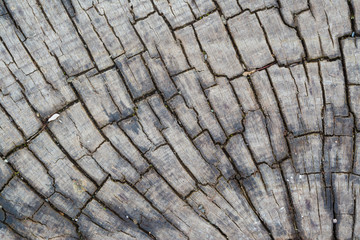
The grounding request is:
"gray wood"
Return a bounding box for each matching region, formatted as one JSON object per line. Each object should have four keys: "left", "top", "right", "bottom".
{"left": 193, "top": 131, "right": 236, "bottom": 179}
{"left": 242, "top": 164, "right": 296, "bottom": 239}
{"left": 296, "top": 0, "right": 351, "bottom": 59}
{"left": 115, "top": 55, "right": 155, "bottom": 99}
{"left": 238, "top": 0, "right": 277, "bottom": 12}
{"left": 288, "top": 134, "right": 323, "bottom": 173}
{"left": 73, "top": 69, "right": 134, "bottom": 127}
{"left": 349, "top": 85, "right": 360, "bottom": 131}
{"left": 215, "top": 0, "right": 241, "bottom": 18}
{"left": 0, "top": 177, "right": 78, "bottom": 239}
{"left": 332, "top": 174, "right": 360, "bottom": 239}
{"left": 135, "top": 13, "right": 189, "bottom": 75}
{"left": 205, "top": 77, "right": 243, "bottom": 136}
{"left": 257, "top": 8, "right": 305, "bottom": 65}
{"left": 97, "top": 178, "right": 187, "bottom": 240}
{"left": 175, "top": 26, "right": 216, "bottom": 88}
{"left": 143, "top": 52, "right": 177, "bottom": 100}
{"left": 173, "top": 70, "right": 226, "bottom": 144}
{"left": 168, "top": 95, "right": 202, "bottom": 138}
{"left": 282, "top": 159, "right": 333, "bottom": 239}
{"left": 268, "top": 63, "right": 323, "bottom": 135}
{"left": 78, "top": 199, "right": 151, "bottom": 240}
{"left": 342, "top": 38, "right": 360, "bottom": 84}
{"left": 251, "top": 70, "right": 289, "bottom": 160}
{"left": 0, "top": 1, "right": 359, "bottom": 238}
{"left": 136, "top": 170, "right": 225, "bottom": 240}
{"left": 194, "top": 12, "right": 243, "bottom": 78}
{"left": 320, "top": 60, "right": 348, "bottom": 117}
{"left": 145, "top": 145, "right": 196, "bottom": 196}
{"left": 353, "top": 0, "right": 360, "bottom": 33}
{"left": 279, "top": 0, "right": 308, "bottom": 26}
{"left": 228, "top": 11, "right": 274, "bottom": 69}
{"left": 95, "top": 0, "right": 144, "bottom": 57}
{"left": 153, "top": 0, "right": 195, "bottom": 28}
{"left": 0, "top": 108, "right": 24, "bottom": 155}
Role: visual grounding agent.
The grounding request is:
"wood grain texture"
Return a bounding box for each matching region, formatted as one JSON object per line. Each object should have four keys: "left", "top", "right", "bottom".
{"left": 0, "top": 1, "right": 358, "bottom": 239}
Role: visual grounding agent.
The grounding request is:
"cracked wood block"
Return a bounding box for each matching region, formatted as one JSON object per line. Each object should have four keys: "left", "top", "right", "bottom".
{"left": 153, "top": 0, "right": 195, "bottom": 28}
{"left": 82, "top": 7, "right": 125, "bottom": 58}
{"left": 136, "top": 169, "right": 226, "bottom": 240}
{"left": 189, "top": 178, "right": 272, "bottom": 239}
{"left": 0, "top": 38, "right": 76, "bottom": 117}
{"left": 238, "top": 0, "right": 277, "bottom": 12}
{"left": 102, "top": 124, "right": 149, "bottom": 174}
{"left": 231, "top": 77, "right": 259, "bottom": 112}
{"left": 332, "top": 174, "right": 360, "bottom": 239}
{"left": 278, "top": 0, "right": 308, "bottom": 26}
{"left": 78, "top": 199, "right": 152, "bottom": 240}
{"left": 126, "top": 0, "right": 154, "bottom": 20}
{"left": 0, "top": 107, "right": 24, "bottom": 155}
{"left": 268, "top": 63, "right": 323, "bottom": 135}
{"left": 324, "top": 136, "right": 353, "bottom": 187}
{"left": 320, "top": 60, "right": 348, "bottom": 117}
{"left": 48, "top": 102, "right": 104, "bottom": 160}
{"left": 115, "top": 54, "right": 155, "bottom": 100}
{"left": 251, "top": 70, "right": 289, "bottom": 160}
{"left": 225, "top": 134, "right": 258, "bottom": 177}
{"left": 135, "top": 13, "right": 189, "bottom": 75}
{"left": 88, "top": 0, "right": 154, "bottom": 24}
{"left": 288, "top": 133, "right": 323, "bottom": 174}
{"left": 130, "top": 100, "right": 166, "bottom": 147}
{"left": 70, "top": 0, "right": 114, "bottom": 70}
{"left": 168, "top": 95, "right": 203, "bottom": 138}
{"left": 296, "top": 0, "right": 352, "bottom": 59}
{"left": 214, "top": 0, "right": 241, "bottom": 18}
{"left": 94, "top": 0, "right": 144, "bottom": 57}
{"left": 90, "top": 141, "right": 141, "bottom": 184}
{"left": 25, "top": 132, "right": 96, "bottom": 217}
{"left": 0, "top": 89, "right": 42, "bottom": 138}
{"left": 193, "top": 131, "right": 236, "bottom": 179}
{"left": 324, "top": 106, "right": 354, "bottom": 138}
{"left": 228, "top": 11, "right": 274, "bottom": 69}
{"left": 48, "top": 103, "right": 141, "bottom": 184}
{"left": 349, "top": 85, "right": 360, "bottom": 131}
{"left": 119, "top": 116, "right": 157, "bottom": 153}
{"left": 1, "top": 1, "right": 360, "bottom": 238}
{"left": 4, "top": 0, "right": 94, "bottom": 75}
{"left": 147, "top": 95, "right": 220, "bottom": 184}
{"left": 342, "top": 38, "right": 360, "bottom": 85}
{"left": 145, "top": 145, "right": 196, "bottom": 197}
{"left": 257, "top": 8, "right": 305, "bottom": 65}
{"left": 194, "top": 12, "right": 243, "bottom": 78}
{"left": 205, "top": 77, "right": 243, "bottom": 136}
{"left": 73, "top": 69, "right": 135, "bottom": 127}
{"left": 0, "top": 177, "right": 78, "bottom": 239}
{"left": 241, "top": 164, "right": 296, "bottom": 239}
{"left": 143, "top": 52, "right": 177, "bottom": 100}
{"left": 175, "top": 26, "right": 216, "bottom": 88}
{"left": 173, "top": 70, "right": 226, "bottom": 144}
{"left": 243, "top": 110, "right": 275, "bottom": 165}
{"left": 97, "top": 178, "right": 187, "bottom": 240}
{"left": 353, "top": 0, "right": 360, "bottom": 33}
{"left": 282, "top": 159, "right": 333, "bottom": 239}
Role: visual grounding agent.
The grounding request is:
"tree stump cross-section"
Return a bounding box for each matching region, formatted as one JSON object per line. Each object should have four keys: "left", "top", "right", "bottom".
{"left": 0, "top": 0, "right": 359, "bottom": 239}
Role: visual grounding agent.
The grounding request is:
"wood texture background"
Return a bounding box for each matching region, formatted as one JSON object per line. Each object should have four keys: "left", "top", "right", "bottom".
{"left": 0, "top": 0, "right": 359, "bottom": 239}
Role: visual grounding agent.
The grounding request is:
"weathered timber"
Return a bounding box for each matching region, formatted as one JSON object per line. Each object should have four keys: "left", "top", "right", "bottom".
{"left": 0, "top": 1, "right": 359, "bottom": 239}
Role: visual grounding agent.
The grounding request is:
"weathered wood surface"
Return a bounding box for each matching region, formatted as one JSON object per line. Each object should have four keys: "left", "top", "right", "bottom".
{"left": 0, "top": 0, "right": 359, "bottom": 239}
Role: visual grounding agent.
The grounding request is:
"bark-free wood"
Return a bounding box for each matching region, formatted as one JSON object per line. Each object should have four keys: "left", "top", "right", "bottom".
{"left": 0, "top": 1, "right": 358, "bottom": 239}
